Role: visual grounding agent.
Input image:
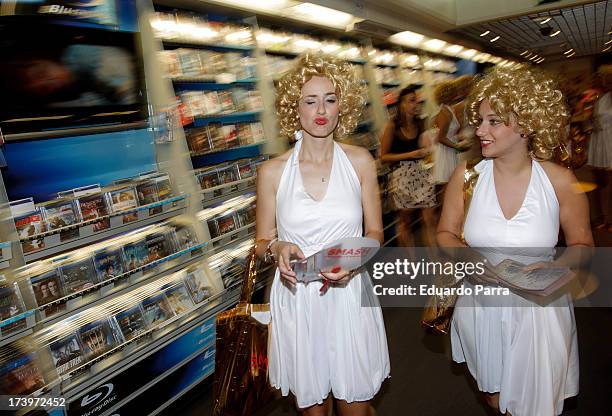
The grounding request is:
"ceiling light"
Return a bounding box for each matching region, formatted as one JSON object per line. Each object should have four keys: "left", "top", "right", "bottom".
{"left": 566, "top": 51, "right": 575, "bottom": 58}
{"left": 480, "top": 30, "right": 490, "bottom": 37}
{"left": 422, "top": 38, "right": 446, "bottom": 52}
{"left": 490, "top": 35, "right": 500, "bottom": 42}
{"left": 322, "top": 43, "right": 341, "bottom": 53}
{"left": 283, "top": 2, "right": 358, "bottom": 29}
{"left": 215, "top": 0, "right": 293, "bottom": 13}
{"left": 540, "top": 17, "right": 551, "bottom": 24}
{"left": 605, "top": 39, "right": 612, "bottom": 45}
{"left": 529, "top": 54, "right": 539, "bottom": 61}
{"left": 603, "top": 45, "right": 612, "bottom": 52}
{"left": 536, "top": 57, "right": 545, "bottom": 63}
{"left": 389, "top": 30, "right": 425, "bottom": 47}
{"left": 520, "top": 50, "right": 529, "bottom": 56}
{"left": 524, "top": 52, "right": 533, "bottom": 58}
{"left": 294, "top": 38, "right": 321, "bottom": 49}
{"left": 563, "top": 48, "right": 574, "bottom": 55}
{"left": 550, "top": 30, "right": 560, "bottom": 37}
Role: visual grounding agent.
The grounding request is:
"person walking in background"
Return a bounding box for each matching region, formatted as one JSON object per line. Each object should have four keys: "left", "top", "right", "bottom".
{"left": 587, "top": 65, "right": 612, "bottom": 231}
{"left": 380, "top": 85, "right": 437, "bottom": 247}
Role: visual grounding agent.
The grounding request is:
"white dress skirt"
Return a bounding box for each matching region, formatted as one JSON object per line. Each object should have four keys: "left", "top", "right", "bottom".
{"left": 452, "top": 159, "right": 579, "bottom": 416}
{"left": 433, "top": 104, "right": 461, "bottom": 184}
{"left": 268, "top": 138, "right": 390, "bottom": 408}
{"left": 587, "top": 92, "right": 612, "bottom": 169}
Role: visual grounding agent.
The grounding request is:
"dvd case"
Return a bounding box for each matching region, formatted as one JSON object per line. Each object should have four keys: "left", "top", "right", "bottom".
{"left": 164, "top": 283, "right": 194, "bottom": 315}
{"left": 0, "top": 282, "right": 27, "bottom": 335}
{"left": 14, "top": 210, "right": 46, "bottom": 253}
{"left": 49, "top": 333, "right": 85, "bottom": 376}
{"left": 236, "top": 205, "right": 256, "bottom": 228}
{"left": 77, "top": 318, "right": 120, "bottom": 360}
{"left": 29, "top": 269, "right": 65, "bottom": 316}
{"left": 186, "top": 127, "right": 212, "bottom": 153}
{"left": 217, "top": 165, "right": 239, "bottom": 185}
{"left": 153, "top": 174, "right": 172, "bottom": 201}
{"left": 216, "top": 212, "right": 238, "bottom": 235}
{"left": 136, "top": 180, "right": 160, "bottom": 214}
{"left": 59, "top": 258, "right": 98, "bottom": 295}
{"left": 221, "top": 124, "right": 239, "bottom": 148}
{"left": 77, "top": 193, "right": 110, "bottom": 232}
{"left": 114, "top": 304, "right": 148, "bottom": 342}
{"left": 122, "top": 239, "right": 149, "bottom": 272}
{"left": 141, "top": 294, "right": 175, "bottom": 328}
{"left": 107, "top": 185, "right": 139, "bottom": 212}
{"left": 196, "top": 169, "right": 219, "bottom": 190}
{"left": 237, "top": 160, "right": 255, "bottom": 179}
{"left": 0, "top": 353, "right": 45, "bottom": 395}
{"left": 93, "top": 249, "right": 125, "bottom": 282}
{"left": 40, "top": 198, "right": 79, "bottom": 232}
{"left": 184, "top": 269, "right": 214, "bottom": 304}
{"left": 172, "top": 225, "right": 198, "bottom": 251}
{"left": 145, "top": 232, "right": 171, "bottom": 263}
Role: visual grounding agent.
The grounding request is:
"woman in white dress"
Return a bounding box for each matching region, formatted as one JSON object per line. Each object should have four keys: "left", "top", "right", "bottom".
{"left": 437, "top": 67, "right": 593, "bottom": 415}
{"left": 255, "top": 54, "right": 390, "bottom": 415}
{"left": 587, "top": 65, "right": 612, "bottom": 230}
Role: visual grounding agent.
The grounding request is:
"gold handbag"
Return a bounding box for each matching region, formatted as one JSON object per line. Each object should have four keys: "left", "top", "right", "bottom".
{"left": 421, "top": 162, "right": 480, "bottom": 335}
{"left": 213, "top": 249, "right": 274, "bottom": 415}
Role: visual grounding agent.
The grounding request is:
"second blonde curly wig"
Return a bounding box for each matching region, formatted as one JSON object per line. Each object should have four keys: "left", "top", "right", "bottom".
{"left": 276, "top": 53, "right": 366, "bottom": 140}
{"left": 466, "top": 66, "right": 569, "bottom": 160}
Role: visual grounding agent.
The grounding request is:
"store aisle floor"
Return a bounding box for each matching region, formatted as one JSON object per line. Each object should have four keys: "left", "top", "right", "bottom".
{"left": 161, "top": 307, "right": 612, "bottom": 416}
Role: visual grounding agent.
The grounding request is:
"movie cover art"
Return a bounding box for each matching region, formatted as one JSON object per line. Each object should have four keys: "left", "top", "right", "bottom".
{"left": 15, "top": 211, "right": 45, "bottom": 253}
{"left": 49, "top": 334, "right": 84, "bottom": 376}
{"left": 145, "top": 232, "right": 171, "bottom": 263}
{"left": 237, "top": 122, "right": 254, "bottom": 145}
{"left": 186, "top": 128, "right": 212, "bottom": 153}
{"left": 197, "top": 170, "right": 219, "bottom": 190}
{"left": 0, "top": 283, "right": 26, "bottom": 334}
{"left": 216, "top": 212, "right": 237, "bottom": 235}
{"left": 141, "top": 294, "right": 175, "bottom": 327}
{"left": 93, "top": 249, "right": 124, "bottom": 282}
{"left": 30, "top": 270, "right": 64, "bottom": 314}
{"left": 236, "top": 206, "right": 256, "bottom": 228}
{"left": 136, "top": 180, "right": 160, "bottom": 206}
{"left": 217, "top": 90, "right": 235, "bottom": 114}
{"left": 207, "top": 123, "right": 225, "bottom": 150}
{"left": 59, "top": 259, "right": 97, "bottom": 295}
{"left": 237, "top": 160, "right": 254, "bottom": 179}
{"left": 164, "top": 283, "right": 194, "bottom": 315}
{"left": 41, "top": 199, "right": 78, "bottom": 230}
{"left": 154, "top": 175, "right": 172, "bottom": 201}
{"left": 0, "top": 354, "right": 45, "bottom": 395}
{"left": 108, "top": 186, "right": 138, "bottom": 212}
{"left": 184, "top": 269, "right": 214, "bottom": 304}
{"left": 114, "top": 305, "right": 148, "bottom": 342}
{"left": 77, "top": 319, "right": 117, "bottom": 360}
{"left": 217, "top": 165, "right": 238, "bottom": 185}
{"left": 221, "top": 124, "right": 239, "bottom": 148}
{"left": 173, "top": 226, "right": 198, "bottom": 250}
{"left": 122, "top": 239, "right": 149, "bottom": 271}
{"left": 78, "top": 194, "right": 110, "bottom": 232}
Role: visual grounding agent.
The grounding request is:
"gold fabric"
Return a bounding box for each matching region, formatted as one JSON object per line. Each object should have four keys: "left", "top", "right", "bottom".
{"left": 213, "top": 249, "right": 274, "bottom": 415}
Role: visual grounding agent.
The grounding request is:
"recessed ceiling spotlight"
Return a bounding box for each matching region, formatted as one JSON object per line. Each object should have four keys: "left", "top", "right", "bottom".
{"left": 540, "top": 17, "right": 552, "bottom": 24}
{"left": 480, "top": 30, "right": 490, "bottom": 37}
{"left": 490, "top": 35, "right": 500, "bottom": 42}
{"left": 550, "top": 30, "right": 560, "bottom": 37}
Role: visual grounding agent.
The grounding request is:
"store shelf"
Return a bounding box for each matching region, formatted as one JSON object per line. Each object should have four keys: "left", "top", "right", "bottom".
{"left": 33, "top": 242, "right": 208, "bottom": 330}
{"left": 22, "top": 196, "right": 188, "bottom": 262}
{"left": 191, "top": 142, "right": 265, "bottom": 166}
{"left": 201, "top": 178, "right": 256, "bottom": 208}
{"left": 161, "top": 39, "right": 255, "bottom": 53}
{"left": 189, "top": 111, "right": 261, "bottom": 127}
{"left": 172, "top": 78, "right": 258, "bottom": 90}
{"left": 207, "top": 222, "right": 256, "bottom": 252}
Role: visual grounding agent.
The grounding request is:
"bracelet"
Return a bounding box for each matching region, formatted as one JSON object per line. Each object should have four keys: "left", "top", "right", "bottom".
{"left": 264, "top": 238, "right": 277, "bottom": 264}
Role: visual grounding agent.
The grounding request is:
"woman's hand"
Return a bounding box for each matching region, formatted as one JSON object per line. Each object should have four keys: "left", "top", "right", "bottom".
{"left": 272, "top": 241, "right": 305, "bottom": 286}
{"left": 319, "top": 266, "right": 355, "bottom": 294}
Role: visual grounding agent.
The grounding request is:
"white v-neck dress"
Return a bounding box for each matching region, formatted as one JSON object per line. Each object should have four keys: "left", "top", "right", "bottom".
{"left": 452, "top": 159, "right": 579, "bottom": 416}
{"left": 268, "top": 138, "right": 390, "bottom": 408}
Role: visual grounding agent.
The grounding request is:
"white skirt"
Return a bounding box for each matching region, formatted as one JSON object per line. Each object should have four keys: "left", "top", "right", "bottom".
{"left": 268, "top": 270, "right": 390, "bottom": 408}
{"left": 433, "top": 143, "right": 460, "bottom": 184}
{"left": 451, "top": 282, "right": 579, "bottom": 416}
{"left": 587, "top": 127, "right": 612, "bottom": 169}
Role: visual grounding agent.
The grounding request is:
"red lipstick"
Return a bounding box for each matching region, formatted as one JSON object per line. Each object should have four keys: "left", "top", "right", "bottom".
{"left": 315, "top": 117, "right": 328, "bottom": 125}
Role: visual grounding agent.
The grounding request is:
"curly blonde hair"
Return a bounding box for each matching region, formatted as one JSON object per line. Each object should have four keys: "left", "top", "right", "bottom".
{"left": 434, "top": 80, "right": 456, "bottom": 106}
{"left": 276, "top": 53, "right": 365, "bottom": 140}
{"left": 466, "top": 66, "right": 569, "bottom": 160}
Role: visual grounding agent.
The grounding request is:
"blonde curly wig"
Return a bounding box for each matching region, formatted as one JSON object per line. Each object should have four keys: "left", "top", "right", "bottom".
{"left": 434, "top": 80, "right": 456, "bottom": 106}
{"left": 466, "top": 66, "right": 569, "bottom": 160}
{"left": 276, "top": 53, "right": 366, "bottom": 140}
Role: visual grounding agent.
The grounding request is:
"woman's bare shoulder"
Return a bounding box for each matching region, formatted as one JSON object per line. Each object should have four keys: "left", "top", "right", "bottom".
{"left": 538, "top": 160, "right": 578, "bottom": 196}
{"left": 258, "top": 148, "right": 293, "bottom": 179}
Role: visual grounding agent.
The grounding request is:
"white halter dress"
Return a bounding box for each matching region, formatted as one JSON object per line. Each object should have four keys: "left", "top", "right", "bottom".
{"left": 433, "top": 104, "right": 461, "bottom": 184}
{"left": 268, "top": 139, "right": 390, "bottom": 408}
{"left": 452, "top": 159, "right": 579, "bottom": 416}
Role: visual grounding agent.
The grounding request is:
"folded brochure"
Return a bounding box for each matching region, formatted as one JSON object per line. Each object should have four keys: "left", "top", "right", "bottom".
{"left": 490, "top": 259, "right": 575, "bottom": 296}
{"left": 292, "top": 237, "right": 380, "bottom": 283}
